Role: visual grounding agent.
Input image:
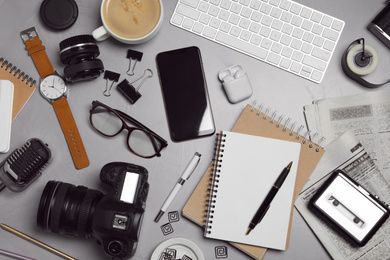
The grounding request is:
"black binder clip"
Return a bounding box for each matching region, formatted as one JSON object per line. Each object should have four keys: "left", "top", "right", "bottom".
{"left": 103, "top": 70, "right": 120, "bottom": 97}
{"left": 126, "top": 49, "right": 143, "bottom": 76}
{"left": 117, "top": 69, "right": 153, "bottom": 104}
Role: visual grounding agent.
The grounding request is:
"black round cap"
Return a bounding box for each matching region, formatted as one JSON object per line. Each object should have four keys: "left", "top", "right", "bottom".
{"left": 40, "top": 0, "right": 78, "bottom": 31}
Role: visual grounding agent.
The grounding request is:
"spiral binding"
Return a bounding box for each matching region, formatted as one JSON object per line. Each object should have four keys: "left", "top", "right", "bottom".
{"left": 0, "top": 57, "right": 36, "bottom": 87}
{"left": 250, "top": 100, "right": 325, "bottom": 152}
{"left": 205, "top": 133, "right": 226, "bottom": 234}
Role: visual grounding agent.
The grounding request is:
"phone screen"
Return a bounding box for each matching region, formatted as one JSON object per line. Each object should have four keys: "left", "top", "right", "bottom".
{"left": 156, "top": 46, "right": 215, "bottom": 142}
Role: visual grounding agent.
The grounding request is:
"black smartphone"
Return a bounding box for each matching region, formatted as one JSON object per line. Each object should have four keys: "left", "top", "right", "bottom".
{"left": 156, "top": 46, "right": 215, "bottom": 142}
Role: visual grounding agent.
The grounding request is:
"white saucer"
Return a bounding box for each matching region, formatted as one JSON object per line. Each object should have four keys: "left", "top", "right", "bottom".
{"left": 150, "top": 237, "right": 205, "bottom": 260}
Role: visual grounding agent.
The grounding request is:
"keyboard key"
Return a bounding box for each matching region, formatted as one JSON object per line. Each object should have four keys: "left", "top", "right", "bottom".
{"left": 310, "top": 11, "right": 322, "bottom": 23}
{"left": 220, "top": 0, "right": 232, "bottom": 9}
{"left": 200, "top": 13, "right": 211, "bottom": 24}
{"left": 261, "top": 38, "right": 272, "bottom": 49}
{"left": 323, "top": 40, "right": 335, "bottom": 51}
{"left": 177, "top": 4, "right": 200, "bottom": 20}
{"left": 241, "top": 7, "right": 252, "bottom": 17}
{"left": 171, "top": 14, "right": 184, "bottom": 25}
{"left": 208, "top": 5, "right": 220, "bottom": 16}
{"left": 313, "top": 35, "right": 324, "bottom": 47}
{"left": 281, "top": 11, "right": 292, "bottom": 23}
{"left": 230, "top": 26, "right": 242, "bottom": 36}
{"left": 311, "top": 70, "right": 323, "bottom": 81}
{"left": 290, "top": 62, "right": 302, "bottom": 72}
{"left": 181, "top": 0, "right": 199, "bottom": 8}
{"left": 271, "top": 42, "right": 283, "bottom": 53}
{"left": 203, "top": 27, "right": 217, "bottom": 38}
{"left": 267, "top": 52, "right": 281, "bottom": 64}
{"left": 240, "top": 30, "right": 252, "bottom": 41}
{"left": 250, "top": 0, "right": 261, "bottom": 10}
{"left": 312, "top": 47, "right": 330, "bottom": 61}
{"left": 301, "top": 66, "right": 312, "bottom": 77}
{"left": 219, "top": 9, "right": 230, "bottom": 20}
{"left": 261, "top": 15, "right": 273, "bottom": 26}
{"left": 249, "top": 22, "right": 261, "bottom": 33}
{"left": 290, "top": 3, "right": 301, "bottom": 14}
{"left": 216, "top": 32, "right": 268, "bottom": 59}
{"left": 193, "top": 22, "right": 204, "bottom": 33}
{"left": 250, "top": 34, "right": 262, "bottom": 45}
{"left": 210, "top": 17, "right": 221, "bottom": 28}
{"left": 260, "top": 3, "right": 272, "bottom": 14}
{"left": 183, "top": 18, "right": 194, "bottom": 29}
{"left": 280, "top": 57, "right": 291, "bottom": 68}
{"left": 280, "top": 34, "right": 292, "bottom": 45}
{"left": 220, "top": 22, "right": 231, "bottom": 32}
{"left": 331, "top": 19, "right": 343, "bottom": 31}
{"left": 302, "top": 55, "right": 326, "bottom": 71}
{"left": 322, "top": 28, "right": 338, "bottom": 41}
{"left": 239, "top": 18, "right": 251, "bottom": 29}
{"left": 321, "top": 15, "right": 333, "bottom": 27}
{"left": 231, "top": 3, "right": 242, "bottom": 13}
{"left": 280, "top": 0, "right": 291, "bottom": 10}
{"left": 251, "top": 11, "right": 263, "bottom": 22}
{"left": 199, "top": 2, "right": 210, "bottom": 12}
{"left": 281, "top": 46, "right": 293, "bottom": 57}
{"left": 260, "top": 26, "right": 271, "bottom": 37}
{"left": 300, "top": 7, "right": 312, "bottom": 19}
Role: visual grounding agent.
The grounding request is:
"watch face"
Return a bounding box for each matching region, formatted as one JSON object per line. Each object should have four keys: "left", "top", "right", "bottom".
{"left": 40, "top": 75, "right": 67, "bottom": 100}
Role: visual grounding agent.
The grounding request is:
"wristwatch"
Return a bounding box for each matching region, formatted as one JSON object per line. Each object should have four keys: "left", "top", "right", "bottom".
{"left": 20, "top": 27, "right": 89, "bottom": 169}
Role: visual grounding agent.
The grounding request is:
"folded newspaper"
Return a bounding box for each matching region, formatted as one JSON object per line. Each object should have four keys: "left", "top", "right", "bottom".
{"left": 296, "top": 132, "right": 390, "bottom": 259}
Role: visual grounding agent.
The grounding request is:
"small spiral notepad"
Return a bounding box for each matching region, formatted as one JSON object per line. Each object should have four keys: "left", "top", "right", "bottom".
{"left": 204, "top": 131, "right": 301, "bottom": 249}
{"left": 182, "top": 101, "right": 325, "bottom": 259}
{"left": 0, "top": 57, "right": 36, "bottom": 120}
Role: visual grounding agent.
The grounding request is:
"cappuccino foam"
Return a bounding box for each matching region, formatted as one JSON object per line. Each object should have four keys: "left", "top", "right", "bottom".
{"left": 103, "top": 0, "right": 161, "bottom": 39}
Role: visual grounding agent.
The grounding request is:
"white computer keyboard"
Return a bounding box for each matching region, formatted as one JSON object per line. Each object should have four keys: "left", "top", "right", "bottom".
{"left": 171, "top": 0, "right": 344, "bottom": 83}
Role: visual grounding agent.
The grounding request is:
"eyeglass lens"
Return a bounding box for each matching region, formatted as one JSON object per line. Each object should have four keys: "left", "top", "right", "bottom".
{"left": 91, "top": 105, "right": 162, "bottom": 157}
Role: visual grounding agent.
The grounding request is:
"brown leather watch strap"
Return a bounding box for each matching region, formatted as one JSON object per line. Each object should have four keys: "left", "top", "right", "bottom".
{"left": 24, "top": 36, "right": 55, "bottom": 78}
{"left": 52, "top": 97, "right": 90, "bottom": 169}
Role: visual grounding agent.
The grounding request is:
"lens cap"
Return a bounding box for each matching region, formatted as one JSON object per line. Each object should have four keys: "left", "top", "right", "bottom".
{"left": 40, "top": 0, "right": 78, "bottom": 30}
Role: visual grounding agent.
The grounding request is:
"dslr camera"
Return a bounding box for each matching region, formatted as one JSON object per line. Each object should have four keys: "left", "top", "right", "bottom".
{"left": 37, "top": 162, "right": 149, "bottom": 259}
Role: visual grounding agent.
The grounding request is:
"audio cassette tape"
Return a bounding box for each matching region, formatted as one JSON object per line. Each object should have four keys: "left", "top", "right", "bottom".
{"left": 309, "top": 170, "right": 390, "bottom": 247}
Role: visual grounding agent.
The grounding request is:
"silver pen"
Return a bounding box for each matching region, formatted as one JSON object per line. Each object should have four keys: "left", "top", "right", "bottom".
{"left": 154, "top": 152, "right": 201, "bottom": 222}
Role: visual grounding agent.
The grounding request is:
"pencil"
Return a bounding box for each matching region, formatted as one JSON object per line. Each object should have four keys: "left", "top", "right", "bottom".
{"left": 0, "top": 223, "right": 77, "bottom": 260}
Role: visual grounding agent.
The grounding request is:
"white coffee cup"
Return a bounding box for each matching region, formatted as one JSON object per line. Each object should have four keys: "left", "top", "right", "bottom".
{"left": 92, "top": 0, "right": 163, "bottom": 44}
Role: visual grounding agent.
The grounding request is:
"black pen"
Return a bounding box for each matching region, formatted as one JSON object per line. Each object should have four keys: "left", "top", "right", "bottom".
{"left": 246, "top": 161, "right": 293, "bottom": 235}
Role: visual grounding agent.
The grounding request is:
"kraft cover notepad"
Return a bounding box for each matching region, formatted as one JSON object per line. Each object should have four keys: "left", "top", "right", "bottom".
{"left": 0, "top": 57, "right": 36, "bottom": 120}
{"left": 182, "top": 103, "right": 325, "bottom": 260}
{"left": 204, "top": 131, "right": 301, "bottom": 249}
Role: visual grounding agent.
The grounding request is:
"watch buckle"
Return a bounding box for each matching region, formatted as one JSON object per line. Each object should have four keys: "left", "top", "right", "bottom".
{"left": 20, "top": 27, "right": 39, "bottom": 43}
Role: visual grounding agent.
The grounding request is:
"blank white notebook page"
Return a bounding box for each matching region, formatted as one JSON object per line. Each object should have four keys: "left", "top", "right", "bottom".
{"left": 205, "top": 131, "right": 301, "bottom": 250}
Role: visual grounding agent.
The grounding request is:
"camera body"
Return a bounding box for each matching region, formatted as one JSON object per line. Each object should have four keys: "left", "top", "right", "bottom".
{"left": 37, "top": 162, "right": 149, "bottom": 258}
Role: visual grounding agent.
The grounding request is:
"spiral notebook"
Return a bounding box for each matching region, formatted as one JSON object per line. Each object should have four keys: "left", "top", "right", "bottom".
{"left": 205, "top": 131, "right": 301, "bottom": 249}
{"left": 0, "top": 57, "right": 36, "bottom": 120}
{"left": 182, "top": 102, "right": 325, "bottom": 259}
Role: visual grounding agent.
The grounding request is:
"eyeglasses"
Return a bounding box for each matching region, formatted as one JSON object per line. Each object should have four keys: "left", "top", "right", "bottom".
{"left": 89, "top": 100, "right": 168, "bottom": 158}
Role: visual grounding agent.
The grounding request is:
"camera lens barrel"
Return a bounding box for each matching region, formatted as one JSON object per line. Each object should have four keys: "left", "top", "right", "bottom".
{"left": 59, "top": 34, "right": 104, "bottom": 83}
{"left": 37, "top": 181, "right": 103, "bottom": 238}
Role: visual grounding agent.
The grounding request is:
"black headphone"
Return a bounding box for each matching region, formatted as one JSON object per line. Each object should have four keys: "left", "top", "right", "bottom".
{"left": 59, "top": 35, "right": 104, "bottom": 83}
{"left": 341, "top": 38, "right": 390, "bottom": 88}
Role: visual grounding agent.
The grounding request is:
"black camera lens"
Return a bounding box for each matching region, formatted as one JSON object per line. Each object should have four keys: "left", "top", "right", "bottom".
{"left": 37, "top": 181, "right": 103, "bottom": 238}
{"left": 59, "top": 35, "right": 104, "bottom": 83}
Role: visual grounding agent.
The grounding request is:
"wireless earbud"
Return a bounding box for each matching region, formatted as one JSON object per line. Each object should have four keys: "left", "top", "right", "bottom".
{"left": 218, "top": 65, "right": 253, "bottom": 104}
{"left": 222, "top": 74, "right": 235, "bottom": 83}
{"left": 234, "top": 69, "right": 246, "bottom": 79}
{"left": 341, "top": 38, "right": 390, "bottom": 88}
